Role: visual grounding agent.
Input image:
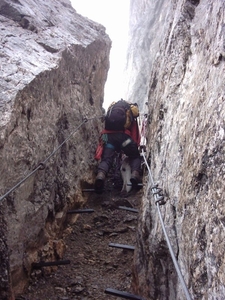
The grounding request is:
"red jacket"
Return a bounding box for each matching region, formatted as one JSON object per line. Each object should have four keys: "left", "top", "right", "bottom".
{"left": 101, "top": 118, "right": 140, "bottom": 146}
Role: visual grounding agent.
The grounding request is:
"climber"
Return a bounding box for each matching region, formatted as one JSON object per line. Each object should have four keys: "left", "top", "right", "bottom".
{"left": 94, "top": 99, "right": 142, "bottom": 194}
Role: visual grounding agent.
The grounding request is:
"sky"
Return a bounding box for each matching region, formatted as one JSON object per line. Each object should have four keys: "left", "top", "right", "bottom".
{"left": 70, "top": 0, "right": 130, "bottom": 109}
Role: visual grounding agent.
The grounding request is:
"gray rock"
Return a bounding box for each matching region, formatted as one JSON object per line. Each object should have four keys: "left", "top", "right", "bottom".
{"left": 126, "top": 0, "right": 225, "bottom": 299}
{"left": 0, "top": 0, "right": 111, "bottom": 298}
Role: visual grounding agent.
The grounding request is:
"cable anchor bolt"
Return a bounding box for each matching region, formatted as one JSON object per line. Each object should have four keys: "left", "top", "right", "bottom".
{"left": 152, "top": 188, "right": 163, "bottom": 195}
{"left": 151, "top": 183, "right": 159, "bottom": 189}
{"left": 155, "top": 195, "right": 166, "bottom": 205}
{"left": 37, "top": 162, "right": 46, "bottom": 170}
{"left": 139, "top": 145, "right": 146, "bottom": 152}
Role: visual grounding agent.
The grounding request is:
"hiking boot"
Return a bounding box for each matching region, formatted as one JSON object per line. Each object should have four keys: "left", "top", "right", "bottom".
{"left": 130, "top": 170, "right": 140, "bottom": 188}
{"left": 94, "top": 171, "right": 106, "bottom": 194}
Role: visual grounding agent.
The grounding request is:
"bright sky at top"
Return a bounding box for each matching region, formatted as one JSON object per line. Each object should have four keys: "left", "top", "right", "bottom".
{"left": 70, "top": 0, "right": 130, "bottom": 109}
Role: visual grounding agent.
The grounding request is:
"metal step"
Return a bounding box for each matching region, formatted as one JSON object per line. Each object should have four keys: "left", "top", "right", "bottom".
{"left": 109, "top": 243, "right": 135, "bottom": 251}
{"left": 32, "top": 260, "right": 70, "bottom": 269}
{"left": 105, "top": 288, "right": 144, "bottom": 299}
{"left": 67, "top": 209, "right": 95, "bottom": 214}
{"left": 118, "top": 206, "right": 139, "bottom": 213}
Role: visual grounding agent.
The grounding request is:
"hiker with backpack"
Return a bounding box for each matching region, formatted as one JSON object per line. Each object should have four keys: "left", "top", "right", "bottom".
{"left": 94, "top": 99, "right": 142, "bottom": 194}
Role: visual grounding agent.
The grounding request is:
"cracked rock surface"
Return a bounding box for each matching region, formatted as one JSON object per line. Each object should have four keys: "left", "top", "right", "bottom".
{"left": 126, "top": 0, "right": 225, "bottom": 299}
{"left": 0, "top": 0, "right": 111, "bottom": 298}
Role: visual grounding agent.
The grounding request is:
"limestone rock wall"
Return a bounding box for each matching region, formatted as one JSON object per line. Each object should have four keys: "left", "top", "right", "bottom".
{"left": 0, "top": 0, "right": 111, "bottom": 298}
{"left": 124, "top": 0, "right": 171, "bottom": 112}
{"left": 127, "top": 0, "right": 225, "bottom": 299}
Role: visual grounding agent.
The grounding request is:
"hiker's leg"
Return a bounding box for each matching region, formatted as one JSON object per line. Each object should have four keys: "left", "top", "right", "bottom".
{"left": 98, "top": 145, "right": 115, "bottom": 174}
{"left": 95, "top": 145, "right": 115, "bottom": 193}
{"left": 121, "top": 138, "right": 141, "bottom": 173}
{"left": 122, "top": 136, "right": 141, "bottom": 187}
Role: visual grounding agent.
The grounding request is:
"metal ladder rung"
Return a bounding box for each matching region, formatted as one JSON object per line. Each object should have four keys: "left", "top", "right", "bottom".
{"left": 67, "top": 209, "right": 95, "bottom": 214}
{"left": 118, "top": 206, "right": 139, "bottom": 213}
{"left": 109, "top": 243, "right": 135, "bottom": 251}
{"left": 105, "top": 288, "right": 144, "bottom": 299}
{"left": 32, "top": 260, "right": 70, "bottom": 268}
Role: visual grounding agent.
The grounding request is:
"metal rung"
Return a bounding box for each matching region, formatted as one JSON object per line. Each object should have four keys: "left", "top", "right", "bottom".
{"left": 105, "top": 288, "right": 144, "bottom": 300}
{"left": 109, "top": 243, "right": 135, "bottom": 251}
{"left": 32, "top": 260, "right": 70, "bottom": 268}
{"left": 67, "top": 209, "right": 95, "bottom": 214}
{"left": 82, "top": 189, "right": 95, "bottom": 192}
{"left": 118, "top": 206, "right": 139, "bottom": 213}
{"left": 127, "top": 183, "right": 143, "bottom": 187}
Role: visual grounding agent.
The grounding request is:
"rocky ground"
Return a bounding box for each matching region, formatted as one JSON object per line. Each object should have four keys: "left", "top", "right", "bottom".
{"left": 17, "top": 171, "right": 143, "bottom": 300}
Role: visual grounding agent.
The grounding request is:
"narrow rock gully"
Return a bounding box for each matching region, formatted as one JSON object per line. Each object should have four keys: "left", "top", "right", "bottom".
{"left": 18, "top": 167, "right": 143, "bottom": 300}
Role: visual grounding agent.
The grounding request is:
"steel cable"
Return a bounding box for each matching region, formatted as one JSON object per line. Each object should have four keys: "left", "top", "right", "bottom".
{"left": 141, "top": 149, "right": 192, "bottom": 300}
{"left": 0, "top": 116, "right": 102, "bottom": 203}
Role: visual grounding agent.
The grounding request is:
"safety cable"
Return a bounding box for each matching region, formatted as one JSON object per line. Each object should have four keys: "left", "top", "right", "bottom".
{"left": 141, "top": 149, "right": 192, "bottom": 300}
{"left": 0, "top": 116, "right": 102, "bottom": 203}
{"left": 40, "top": 118, "right": 87, "bottom": 166}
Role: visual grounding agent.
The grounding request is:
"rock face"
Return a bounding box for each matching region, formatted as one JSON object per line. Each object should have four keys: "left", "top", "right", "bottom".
{"left": 0, "top": 0, "right": 111, "bottom": 298}
{"left": 1, "top": 0, "right": 225, "bottom": 299}
{"left": 126, "top": 0, "right": 225, "bottom": 299}
{"left": 124, "top": 0, "right": 170, "bottom": 112}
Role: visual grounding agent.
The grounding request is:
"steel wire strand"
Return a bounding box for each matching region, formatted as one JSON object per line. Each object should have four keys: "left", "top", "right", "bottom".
{"left": 0, "top": 165, "right": 43, "bottom": 203}
{"left": 0, "top": 116, "right": 102, "bottom": 203}
{"left": 141, "top": 149, "right": 192, "bottom": 300}
{"left": 41, "top": 119, "right": 87, "bottom": 165}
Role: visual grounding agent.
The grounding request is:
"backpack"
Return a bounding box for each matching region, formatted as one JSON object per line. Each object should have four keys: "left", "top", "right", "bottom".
{"left": 105, "top": 99, "right": 139, "bottom": 131}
